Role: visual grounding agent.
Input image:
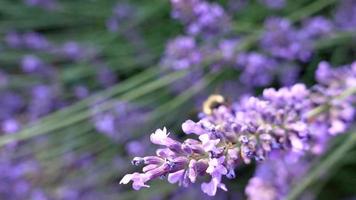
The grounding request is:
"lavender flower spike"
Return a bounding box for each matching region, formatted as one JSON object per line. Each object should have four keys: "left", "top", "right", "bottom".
{"left": 121, "top": 62, "right": 356, "bottom": 196}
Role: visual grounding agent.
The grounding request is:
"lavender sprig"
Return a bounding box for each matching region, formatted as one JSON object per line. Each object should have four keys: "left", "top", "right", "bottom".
{"left": 120, "top": 62, "right": 356, "bottom": 196}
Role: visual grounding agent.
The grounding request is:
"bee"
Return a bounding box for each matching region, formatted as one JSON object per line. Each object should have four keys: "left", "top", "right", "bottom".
{"left": 203, "top": 94, "right": 225, "bottom": 115}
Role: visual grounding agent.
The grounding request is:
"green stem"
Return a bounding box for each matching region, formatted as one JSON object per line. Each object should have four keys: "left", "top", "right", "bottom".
{"left": 0, "top": 70, "right": 186, "bottom": 147}
{"left": 30, "top": 90, "right": 167, "bottom": 162}
{"left": 314, "top": 31, "right": 356, "bottom": 50}
{"left": 21, "top": 67, "right": 157, "bottom": 131}
{"left": 288, "top": 0, "right": 338, "bottom": 22}
{"left": 149, "top": 73, "right": 219, "bottom": 124}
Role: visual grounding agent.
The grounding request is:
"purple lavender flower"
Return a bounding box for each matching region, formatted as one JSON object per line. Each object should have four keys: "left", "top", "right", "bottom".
{"left": 120, "top": 84, "right": 312, "bottom": 195}
{"left": 21, "top": 55, "right": 43, "bottom": 73}
{"left": 0, "top": 92, "right": 24, "bottom": 121}
{"left": 126, "top": 139, "right": 151, "bottom": 157}
{"left": 301, "top": 16, "right": 334, "bottom": 38}
{"left": 96, "top": 66, "right": 118, "bottom": 88}
{"left": 23, "top": 32, "right": 51, "bottom": 50}
{"left": 161, "top": 36, "right": 202, "bottom": 70}
{"left": 236, "top": 52, "right": 277, "bottom": 87}
{"left": 171, "top": 0, "right": 230, "bottom": 36}
{"left": 187, "top": 1, "right": 230, "bottom": 36}
{"left": 5, "top": 32, "right": 51, "bottom": 50}
{"left": 4, "top": 32, "right": 23, "bottom": 48}
{"left": 1, "top": 118, "right": 20, "bottom": 134}
{"left": 73, "top": 85, "right": 89, "bottom": 99}
{"left": 0, "top": 70, "right": 8, "bottom": 88}
{"left": 260, "top": 17, "right": 312, "bottom": 61}
{"left": 246, "top": 151, "right": 308, "bottom": 200}
{"left": 93, "top": 113, "right": 116, "bottom": 137}
{"left": 201, "top": 156, "right": 228, "bottom": 196}
{"left": 218, "top": 39, "right": 239, "bottom": 62}
{"left": 60, "top": 41, "right": 83, "bottom": 60}
{"left": 334, "top": 0, "right": 356, "bottom": 30}
{"left": 246, "top": 176, "right": 277, "bottom": 200}
{"left": 0, "top": 152, "right": 47, "bottom": 200}
{"left": 106, "top": 2, "right": 136, "bottom": 32}
{"left": 170, "top": 0, "right": 201, "bottom": 23}
{"left": 28, "top": 85, "right": 57, "bottom": 120}
{"left": 309, "top": 61, "right": 356, "bottom": 138}
{"left": 120, "top": 62, "right": 356, "bottom": 196}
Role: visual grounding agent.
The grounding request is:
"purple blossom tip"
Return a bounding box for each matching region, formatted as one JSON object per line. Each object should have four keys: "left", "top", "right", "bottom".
{"left": 150, "top": 127, "right": 171, "bottom": 145}
{"left": 119, "top": 173, "right": 150, "bottom": 190}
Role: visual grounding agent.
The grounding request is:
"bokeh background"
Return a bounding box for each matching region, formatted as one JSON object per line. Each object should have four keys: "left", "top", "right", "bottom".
{"left": 0, "top": 0, "right": 355, "bottom": 199}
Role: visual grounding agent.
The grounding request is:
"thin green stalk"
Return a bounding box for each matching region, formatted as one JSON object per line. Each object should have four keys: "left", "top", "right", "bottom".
{"left": 13, "top": 122, "right": 93, "bottom": 159}
{"left": 30, "top": 90, "right": 168, "bottom": 162}
{"left": 314, "top": 31, "right": 356, "bottom": 50}
{"left": 150, "top": 73, "right": 219, "bottom": 122}
{"left": 22, "top": 67, "right": 158, "bottom": 131}
{"left": 288, "top": 0, "right": 338, "bottom": 22}
{"left": 35, "top": 125, "right": 94, "bottom": 161}
{"left": 0, "top": 70, "right": 186, "bottom": 147}
{"left": 41, "top": 135, "right": 110, "bottom": 173}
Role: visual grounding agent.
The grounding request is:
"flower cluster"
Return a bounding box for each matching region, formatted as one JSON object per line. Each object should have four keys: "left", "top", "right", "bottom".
{"left": 161, "top": 36, "right": 202, "bottom": 70}
{"left": 246, "top": 61, "right": 356, "bottom": 200}
{"left": 120, "top": 62, "right": 356, "bottom": 196}
{"left": 162, "top": 0, "right": 341, "bottom": 99}
{"left": 171, "top": 0, "right": 230, "bottom": 37}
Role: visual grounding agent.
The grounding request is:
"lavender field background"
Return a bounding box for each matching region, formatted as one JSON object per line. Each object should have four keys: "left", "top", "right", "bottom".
{"left": 0, "top": 0, "right": 355, "bottom": 199}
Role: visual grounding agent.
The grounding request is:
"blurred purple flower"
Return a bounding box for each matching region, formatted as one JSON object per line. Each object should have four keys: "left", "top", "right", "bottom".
{"left": 261, "top": 17, "right": 312, "bottom": 61}
{"left": 5, "top": 32, "right": 51, "bottom": 50}
{"left": 21, "top": 55, "right": 43, "bottom": 73}
{"left": 23, "top": 32, "right": 51, "bottom": 50}
{"left": 246, "top": 151, "right": 308, "bottom": 200}
{"left": 1, "top": 119, "right": 20, "bottom": 134}
{"left": 60, "top": 41, "right": 83, "bottom": 60}
{"left": 301, "top": 16, "right": 334, "bottom": 38}
{"left": 24, "top": 0, "right": 58, "bottom": 10}
{"left": 126, "top": 139, "right": 150, "bottom": 157}
{"left": 106, "top": 2, "right": 136, "bottom": 32}
{"left": 28, "top": 85, "right": 57, "bottom": 120}
{"left": 73, "top": 85, "right": 89, "bottom": 99}
{"left": 0, "top": 70, "right": 8, "bottom": 87}
{"left": 0, "top": 92, "right": 24, "bottom": 120}
{"left": 161, "top": 36, "right": 202, "bottom": 70}
{"left": 96, "top": 66, "right": 118, "bottom": 88}
{"left": 334, "top": 0, "right": 356, "bottom": 30}
{"left": 5, "top": 32, "right": 23, "bottom": 48}
{"left": 237, "top": 52, "right": 277, "bottom": 87}
{"left": 171, "top": 0, "right": 230, "bottom": 36}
